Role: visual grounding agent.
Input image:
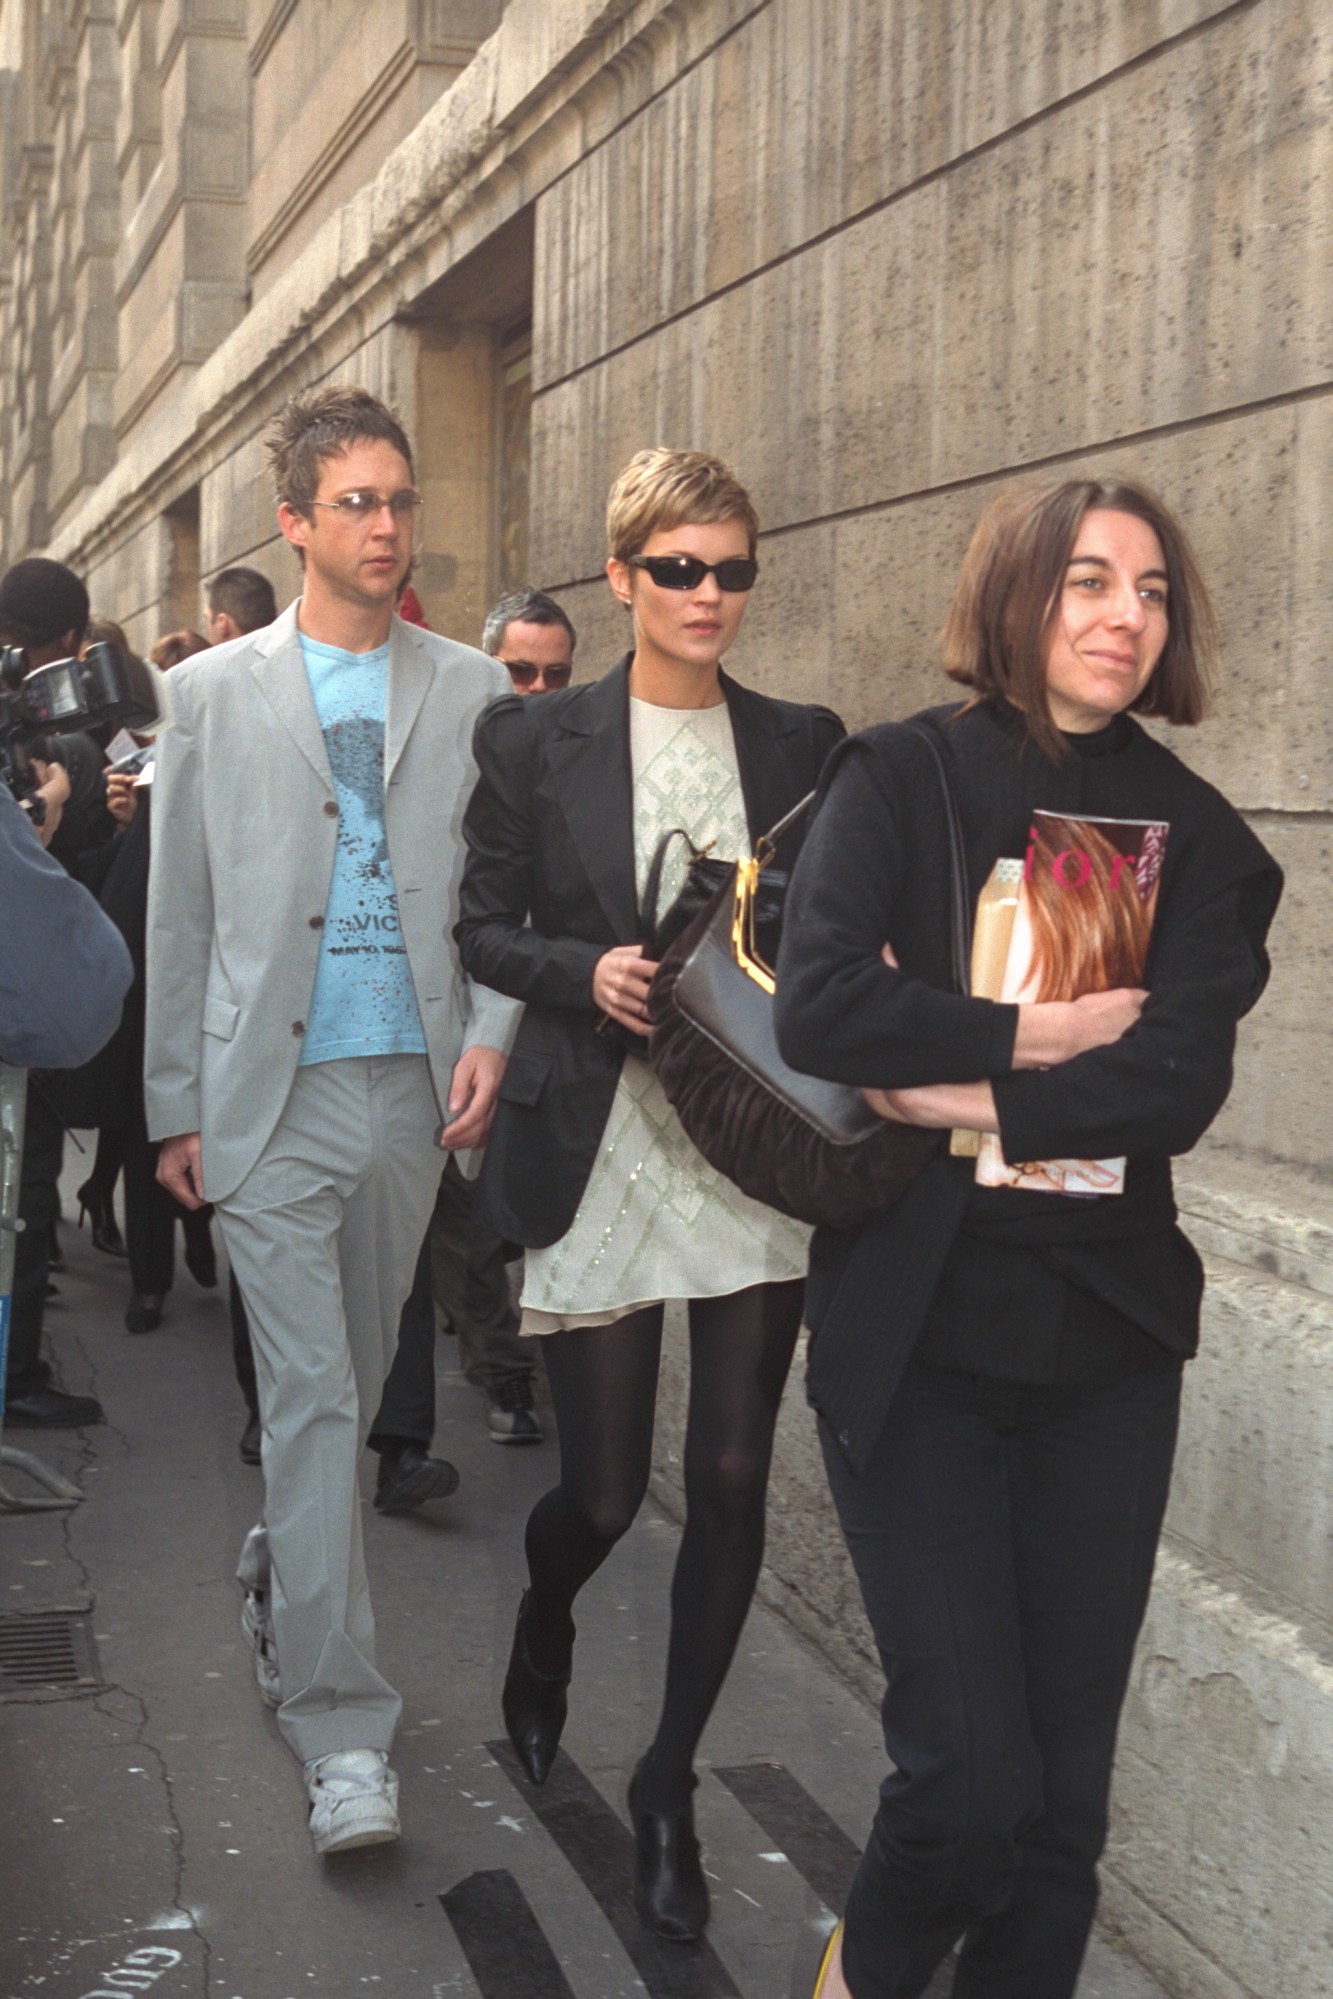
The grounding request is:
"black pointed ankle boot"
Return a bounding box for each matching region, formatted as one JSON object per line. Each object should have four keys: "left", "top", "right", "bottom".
{"left": 77, "top": 1179, "right": 127, "bottom": 1257}
{"left": 501, "top": 1591, "right": 572, "bottom": 1786}
{"left": 628, "top": 1761, "right": 710, "bottom": 1942}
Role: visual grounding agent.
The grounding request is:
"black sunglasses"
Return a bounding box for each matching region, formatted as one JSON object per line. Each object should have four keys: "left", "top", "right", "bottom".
{"left": 501, "top": 660, "right": 573, "bottom": 689}
{"left": 629, "top": 554, "right": 759, "bottom": 593}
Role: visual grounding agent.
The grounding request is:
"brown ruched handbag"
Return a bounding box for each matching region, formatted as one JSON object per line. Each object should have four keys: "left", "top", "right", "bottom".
{"left": 646, "top": 723, "right": 969, "bottom": 1232}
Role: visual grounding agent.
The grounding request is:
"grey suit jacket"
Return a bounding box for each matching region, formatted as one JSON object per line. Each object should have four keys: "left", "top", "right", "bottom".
{"left": 144, "top": 603, "right": 518, "bottom": 1202}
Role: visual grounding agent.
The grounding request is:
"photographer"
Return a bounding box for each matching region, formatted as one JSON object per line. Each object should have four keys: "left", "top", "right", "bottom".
{"left": 0, "top": 557, "right": 134, "bottom": 1427}
{"left": 0, "top": 783, "right": 132, "bottom": 1071}
{"left": 0, "top": 777, "right": 132, "bottom": 1426}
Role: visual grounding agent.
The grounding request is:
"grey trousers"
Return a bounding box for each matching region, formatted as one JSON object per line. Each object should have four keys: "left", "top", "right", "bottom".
{"left": 217, "top": 1054, "right": 444, "bottom": 1765}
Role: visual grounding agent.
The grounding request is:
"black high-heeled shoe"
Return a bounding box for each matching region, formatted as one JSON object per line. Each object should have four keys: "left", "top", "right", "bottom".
{"left": 125, "top": 1294, "right": 163, "bottom": 1334}
{"left": 628, "top": 1761, "right": 710, "bottom": 1942}
{"left": 77, "top": 1179, "right": 127, "bottom": 1258}
{"left": 501, "top": 1590, "right": 572, "bottom": 1786}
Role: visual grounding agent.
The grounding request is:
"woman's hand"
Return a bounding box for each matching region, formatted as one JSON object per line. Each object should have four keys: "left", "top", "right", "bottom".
{"left": 864, "top": 1081, "right": 998, "bottom": 1131}
{"left": 592, "top": 944, "right": 660, "bottom": 1038}
{"left": 1013, "top": 988, "right": 1147, "bottom": 1069}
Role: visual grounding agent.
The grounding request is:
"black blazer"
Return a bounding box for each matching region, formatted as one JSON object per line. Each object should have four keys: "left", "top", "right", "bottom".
{"left": 774, "top": 699, "right": 1284, "bottom": 1471}
{"left": 457, "top": 655, "right": 844, "bottom": 1245}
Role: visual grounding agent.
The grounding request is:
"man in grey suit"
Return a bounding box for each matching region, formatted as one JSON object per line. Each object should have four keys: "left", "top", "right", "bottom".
{"left": 145, "top": 385, "right": 515, "bottom": 1856}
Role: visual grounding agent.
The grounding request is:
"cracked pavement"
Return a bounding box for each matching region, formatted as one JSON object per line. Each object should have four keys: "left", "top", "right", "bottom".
{"left": 1, "top": 1163, "right": 1170, "bottom": 1999}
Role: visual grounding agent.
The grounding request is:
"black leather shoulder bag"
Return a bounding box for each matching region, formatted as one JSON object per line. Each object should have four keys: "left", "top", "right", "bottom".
{"left": 646, "top": 723, "right": 968, "bottom": 1232}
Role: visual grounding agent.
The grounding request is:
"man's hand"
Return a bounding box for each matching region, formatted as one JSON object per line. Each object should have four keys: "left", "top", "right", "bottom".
{"left": 439, "top": 1045, "right": 506, "bottom": 1151}
{"left": 26, "top": 758, "right": 71, "bottom": 849}
{"left": 104, "top": 770, "right": 140, "bottom": 830}
{"left": 157, "top": 1131, "right": 206, "bottom": 1209}
{"left": 592, "top": 944, "right": 659, "bottom": 1038}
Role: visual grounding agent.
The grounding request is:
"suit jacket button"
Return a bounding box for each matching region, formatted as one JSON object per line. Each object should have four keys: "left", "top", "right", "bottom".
{"left": 292, "top": 1021, "right": 305, "bottom": 1036}
{"left": 309, "top": 915, "right": 324, "bottom": 928}
{"left": 323, "top": 800, "right": 338, "bottom": 817}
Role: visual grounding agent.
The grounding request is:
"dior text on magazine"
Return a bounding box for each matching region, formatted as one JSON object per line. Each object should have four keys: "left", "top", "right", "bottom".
{"left": 972, "top": 811, "right": 1168, "bottom": 1196}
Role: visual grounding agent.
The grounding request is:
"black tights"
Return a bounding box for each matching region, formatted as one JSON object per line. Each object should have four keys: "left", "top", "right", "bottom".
{"left": 523, "top": 1280, "right": 805, "bottom": 1813}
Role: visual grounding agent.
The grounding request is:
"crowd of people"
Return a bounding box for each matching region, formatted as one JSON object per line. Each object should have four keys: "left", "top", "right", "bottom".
{"left": 0, "top": 382, "right": 1282, "bottom": 1999}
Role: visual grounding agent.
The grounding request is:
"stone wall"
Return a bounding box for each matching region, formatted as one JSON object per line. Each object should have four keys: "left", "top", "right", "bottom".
{"left": 0, "top": 1, "right": 1327, "bottom": 1989}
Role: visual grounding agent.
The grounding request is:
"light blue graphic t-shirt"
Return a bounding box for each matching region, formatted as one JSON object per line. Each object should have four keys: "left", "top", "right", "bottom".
{"left": 298, "top": 633, "right": 427, "bottom": 1066}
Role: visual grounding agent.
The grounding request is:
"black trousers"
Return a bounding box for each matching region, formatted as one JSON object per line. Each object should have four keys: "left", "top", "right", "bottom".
{"left": 122, "top": 1121, "right": 177, "bottom": 1295}
{"left": 820, "top": 1360, "right": 1182, "bottom": 1999}
{"left": 7, "top": 1082, "right": 64, "bottom": 1396}
{"left": 426, "top": 1154, "right": 529, "bottom": 1391}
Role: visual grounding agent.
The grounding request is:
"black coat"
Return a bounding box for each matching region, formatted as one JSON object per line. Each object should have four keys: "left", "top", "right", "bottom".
{"left": 456, "top": 655, "right": 844, "bottom": 1245}
{"left": 774, "top": 699, "right": 1284, "bottom": 1471}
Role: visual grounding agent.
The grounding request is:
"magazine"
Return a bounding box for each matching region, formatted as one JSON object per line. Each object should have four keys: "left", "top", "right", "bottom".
{"left": 972, "top": 811, "right": 1169, "bottom": 1196}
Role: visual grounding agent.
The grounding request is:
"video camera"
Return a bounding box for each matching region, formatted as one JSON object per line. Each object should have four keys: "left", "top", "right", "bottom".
{"left": 0, "top": 641, "right": 158, "bottom": 813}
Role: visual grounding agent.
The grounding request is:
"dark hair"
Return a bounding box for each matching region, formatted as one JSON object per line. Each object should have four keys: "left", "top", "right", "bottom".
{"left": 941, "top": 478, "right": 1214, "bottom": 758}
{"left": 482, "top": 588, "right": 577, "bottom": 657}
{"left": 208, "top": 566, "right": 278, "bottom": 635}
{"left": 263, "top": 385, "right": 414, "bottom": 516}
{"left": 150, "top": 630, "right": 210, "bottom": 671}
{"left": 84, "top": 615, "right": 131, "bottom": 654}
{"left": 0, "top": 557, "right": 90, "bottom": 650}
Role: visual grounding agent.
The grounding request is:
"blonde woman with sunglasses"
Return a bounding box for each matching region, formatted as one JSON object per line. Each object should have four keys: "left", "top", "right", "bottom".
{"left": 457, "top": 448, "right": 843, "bottom": 1942}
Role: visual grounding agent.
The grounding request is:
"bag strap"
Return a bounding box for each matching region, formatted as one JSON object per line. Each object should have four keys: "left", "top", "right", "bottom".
{"left": 747, "top": 722, "right": 971, "bottom": 996}
{"left": 637, "top": 826, "right": 714, "bottom": 944}
{"left": 901, "top": 721, "right": 972, "bottom": 997}
{"left": 754, "top": 789, "right": 817, "bottom": 866}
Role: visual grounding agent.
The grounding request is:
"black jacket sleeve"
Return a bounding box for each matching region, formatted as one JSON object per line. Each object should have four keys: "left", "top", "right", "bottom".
{"left": 456, "top": 696, "right": 605, "bottom": 1010}
{"left": 0, "top": 784, "right": 133, "bottom": 1069}
{"left": 992, "top": 878, "right": 1267, "bottom": 1163}
{"left": 777, "top": 726, "right": 1283, "bottom": 1165}
{"left": 775, "top": 736, "right": 1019, "bottom": 1085}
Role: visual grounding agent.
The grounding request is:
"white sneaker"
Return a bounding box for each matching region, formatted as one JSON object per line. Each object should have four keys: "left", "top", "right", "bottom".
{"left": 240, "top": 1585, "right": 281, "bottom": 1708}
{"left": 237, "top": 1525, "right": 280, "bottom": 1710}
{"left": 304, "top": 1749, "right": 400, "bottom": 1855}
{"left": 486, "top": 1376, "right": 544, "bottom": 1444}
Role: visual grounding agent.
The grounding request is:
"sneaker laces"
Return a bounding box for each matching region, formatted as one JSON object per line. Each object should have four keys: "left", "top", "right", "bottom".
{"left": 495, "top": 1376, "right": 534, "bottom": 1413}
{"left": 306, "top": 1749, "right": 392, "bottom": 1802}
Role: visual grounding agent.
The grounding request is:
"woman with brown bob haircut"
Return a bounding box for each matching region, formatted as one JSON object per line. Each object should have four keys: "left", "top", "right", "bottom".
{"left": 943, "top": 478, "right": 1210, "bottom": 756}
{"left": 775, "top": 476, "right": 1283, "bottom": 1998}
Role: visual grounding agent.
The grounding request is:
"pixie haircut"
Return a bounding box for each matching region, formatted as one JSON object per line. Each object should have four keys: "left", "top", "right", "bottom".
{"left": 264, "top": 385, "right": 414, "bottom": 517}
{"left": 606, "top": 448, "right": 759, "bottom": 563}
{"left": 941, "top": 477, "right": 1214, "bottom": 758}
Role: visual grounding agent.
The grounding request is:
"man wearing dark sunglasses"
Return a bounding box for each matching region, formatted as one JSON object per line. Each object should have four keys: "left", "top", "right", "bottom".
{"left": 482, "top": 587, "right": 577, "bottom": 693}
{"left": 401, "top": 586, "right": 581, "bottom": 1449}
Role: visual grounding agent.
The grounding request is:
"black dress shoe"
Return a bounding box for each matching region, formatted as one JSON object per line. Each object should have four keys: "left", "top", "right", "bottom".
{"left": 125, "top": 1296, "right": 163, "bottom": 1334}
{"left": 5, "top": 1386, "right": 105, "bottom": 1428}
{"left": 77, "top": 1180, "right": 127, "bottom": 1258}
{"left": 238, "top": 1413, "right": 262, "bottom": 1465}
{"left": 373, "top": 1440, "right": 460, "bottom": 1515}
{"left": 502, "top": 1591, "right": 572, "bottom": 1785}
{"left": 628, "top": 1763, "right": 710, "bottom": 1941}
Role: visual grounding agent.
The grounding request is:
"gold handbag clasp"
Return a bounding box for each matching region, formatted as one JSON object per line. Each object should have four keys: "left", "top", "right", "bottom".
{"left": 731, "top": 851, "right": 777, "bottom": 994}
